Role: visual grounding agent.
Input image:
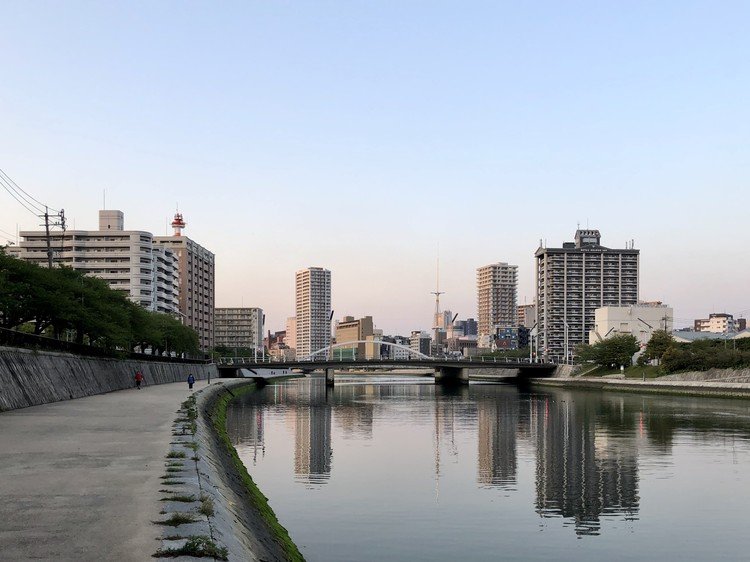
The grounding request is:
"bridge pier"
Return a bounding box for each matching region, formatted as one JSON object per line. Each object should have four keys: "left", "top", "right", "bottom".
{"left": 434, "top": 366, "right": 469, "bottom": 386}
{"left": 325, "top": 368, "right": 335, "bottom": 387}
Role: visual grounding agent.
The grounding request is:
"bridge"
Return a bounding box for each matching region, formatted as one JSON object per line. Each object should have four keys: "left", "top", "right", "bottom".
{"left": 217, "top": 346, "right": 558, "bottom": 386}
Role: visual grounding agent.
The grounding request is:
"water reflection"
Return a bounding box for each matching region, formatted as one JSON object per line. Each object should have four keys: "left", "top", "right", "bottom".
{"left": 531, "top": 394, "right": 639, "bottom": 535}
{"left": 228, "top": 377, "right": 750, "bottom": 540}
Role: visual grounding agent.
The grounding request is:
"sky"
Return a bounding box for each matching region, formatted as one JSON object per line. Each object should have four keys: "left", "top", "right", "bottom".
{"left": 1, "top": 1, "right": 748, "bottom": 334}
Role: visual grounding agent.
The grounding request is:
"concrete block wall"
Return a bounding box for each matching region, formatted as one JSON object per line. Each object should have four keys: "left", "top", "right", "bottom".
{"left": 0, "top": 346, "right": 219, "bottom": 411}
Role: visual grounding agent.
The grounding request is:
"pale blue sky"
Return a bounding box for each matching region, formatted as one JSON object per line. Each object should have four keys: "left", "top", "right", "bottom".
{"left": 1, "top": 1, "right": 748, "bottom": 333}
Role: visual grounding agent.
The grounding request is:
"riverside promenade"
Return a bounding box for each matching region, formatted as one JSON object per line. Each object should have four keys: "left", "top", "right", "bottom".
{"left": 0, "top": 380, "right": 200, "bottom": 561}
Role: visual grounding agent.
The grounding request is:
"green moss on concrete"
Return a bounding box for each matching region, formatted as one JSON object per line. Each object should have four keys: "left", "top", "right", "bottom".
{"left": 208, "top": 382, "right": 304, "bottom": 562}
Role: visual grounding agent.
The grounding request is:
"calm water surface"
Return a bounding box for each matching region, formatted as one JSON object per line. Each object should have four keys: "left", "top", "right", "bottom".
{"left": 227, "top": 376, "right": 750, "bottom": 561}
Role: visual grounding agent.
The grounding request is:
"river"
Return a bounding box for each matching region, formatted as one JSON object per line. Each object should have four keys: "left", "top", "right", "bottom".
{"left": 227, "top": 375, "right": 750, "bottom": 561}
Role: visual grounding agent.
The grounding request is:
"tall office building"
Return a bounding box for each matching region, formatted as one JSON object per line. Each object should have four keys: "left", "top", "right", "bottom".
{"left": 294, "top": 267, "right": 331, "bottom": 359}
{"left": 214, "top": 307, "right": 264, "bottom": 351}
{"left": 9, "top": 210, "right": 179, "bottom": 314}
{"left": 535, "top": 229, "right": 639, "bottom": 359}
{"left": 155, "top": 213, "right": 215, "bottom": 351}
{"left": 477, "top": 263, "right": 518, "bottom": 338}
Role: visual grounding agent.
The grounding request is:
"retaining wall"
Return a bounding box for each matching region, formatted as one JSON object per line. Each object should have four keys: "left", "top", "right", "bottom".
{"left": 0, "top": 346, "right": 219, "bottom": 411}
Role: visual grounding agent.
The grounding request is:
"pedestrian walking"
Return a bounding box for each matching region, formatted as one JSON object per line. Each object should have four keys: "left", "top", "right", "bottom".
{"left": 187, "top": 373, "right": 195, "bottom": 390}
{"left": 134, "top": 370, "right": 144, "bottom": 390}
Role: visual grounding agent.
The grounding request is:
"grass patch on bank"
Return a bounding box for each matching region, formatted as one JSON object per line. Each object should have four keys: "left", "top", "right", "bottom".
{"left": 209, "top": 383, "right": 304, "bottom": 562}
{"left": 154, "top": 535, "right": 228, "bottom": 560}
{"left": 166, "top": 451, "right": 186, "bottom": 459}
{"left": 160, "top": 494, "right": 196, "bottom": 502}
{"left": 157, "top": 512, "right": 199, "bottom": 526}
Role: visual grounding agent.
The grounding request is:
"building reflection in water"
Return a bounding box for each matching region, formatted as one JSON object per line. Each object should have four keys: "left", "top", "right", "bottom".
{"left": 289, "top": 379, "right": 333, "bottom": 485}
{"left": 531, "top": 392, "right": 639, "bottom": 535}
{"left": 476, "top": 391, "right": 519, "bottom": 489}
{"left": 231, "top": 378, "right": 660, "bottom": 533}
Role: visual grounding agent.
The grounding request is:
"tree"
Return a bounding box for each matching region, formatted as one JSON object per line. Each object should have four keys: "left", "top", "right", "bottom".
{"left": 576, "top": 334, "right": 640, "bottom": 368}
{"left": 644, "top": 330, "right": 674, "bottom": 364}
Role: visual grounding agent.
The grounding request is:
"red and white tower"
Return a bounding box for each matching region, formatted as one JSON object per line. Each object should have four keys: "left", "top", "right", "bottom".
{"left": 171, "top": 212, "right": 186, "bottom": 236}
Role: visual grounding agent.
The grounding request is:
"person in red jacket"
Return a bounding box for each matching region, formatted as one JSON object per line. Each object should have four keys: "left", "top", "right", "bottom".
{"left": 134, "top": 370, "right": 144, "bottom": 390}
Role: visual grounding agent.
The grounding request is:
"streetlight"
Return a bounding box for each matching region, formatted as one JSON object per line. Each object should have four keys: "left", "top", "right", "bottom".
{"left": 563, "top": 320, "right": 570, "bottom": 365}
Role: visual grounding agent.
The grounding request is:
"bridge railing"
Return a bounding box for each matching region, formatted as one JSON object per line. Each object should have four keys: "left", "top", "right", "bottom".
{"left": 216, "top": 355, "right": 550, "bottom": 366}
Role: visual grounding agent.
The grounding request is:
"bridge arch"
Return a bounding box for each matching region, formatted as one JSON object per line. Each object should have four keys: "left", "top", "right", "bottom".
{"left": 304, "top": 340, "right": 431, "bottom": 361}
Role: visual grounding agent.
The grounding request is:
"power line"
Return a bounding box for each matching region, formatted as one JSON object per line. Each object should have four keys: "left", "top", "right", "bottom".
{"left": 0, "top": 167, "right": 58, "bottom": 213}
{"left": 0, "top": 175, "right": 41, "bottom": 216}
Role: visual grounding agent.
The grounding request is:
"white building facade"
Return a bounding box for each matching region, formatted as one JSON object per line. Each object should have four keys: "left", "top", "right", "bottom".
{"left": 589, "top": 304, "right": 673, "bottom": 346}
{"left": 10, "top": 210, "right": 179, "bottom": 314}
{"left": 295, "top": 267, "right": 331, "bottom": 359}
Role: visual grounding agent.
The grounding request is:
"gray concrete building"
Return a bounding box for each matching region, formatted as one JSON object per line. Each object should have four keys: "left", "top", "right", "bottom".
{"left": 535, "top": 229, "right": 639, "bottom": 360}
{"left": 214, "top": 307, "right": 264, "bottom": 352}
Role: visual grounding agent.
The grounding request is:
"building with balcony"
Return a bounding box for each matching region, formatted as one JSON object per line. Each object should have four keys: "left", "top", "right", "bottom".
{"left": 9, "top": 210, "right": 179, "bottom": 314}
{"left": 155, "top": 213, "right": 215, "bottom": 351}
{"left": 477, "top": 262, "right": 518, "bottom": 338}
{"left": 694, "top": 313, "right": 740, "bottom": 334}
{"left": 295, "top": 267, "right": 331, "bottom": 359}
{"left": 214, "top": 307, "right": 264, "bottom": 352}
{"left": 535, "top": 230, "right": 639, "bottom": 360}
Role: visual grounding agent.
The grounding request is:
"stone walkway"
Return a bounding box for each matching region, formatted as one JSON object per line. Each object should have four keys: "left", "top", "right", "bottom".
{"left": 0, "top": 380, "right": 203, "bottom": 561}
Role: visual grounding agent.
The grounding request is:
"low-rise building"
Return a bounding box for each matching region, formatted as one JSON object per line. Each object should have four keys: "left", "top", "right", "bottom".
{"left": 335, "top": 315, "right": 374, "bottom": 359}
{"left": 694, "top": 313, "right": 738, "bottom": 334}
{"left": 589, "top": 303, "right": 673, "bottom": 346}
{"left": 410, "top": 331, "right": 431, "bottom": 356}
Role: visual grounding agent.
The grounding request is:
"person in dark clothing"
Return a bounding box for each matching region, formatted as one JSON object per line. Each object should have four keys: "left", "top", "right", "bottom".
{"left": 187, "top": 374, "right": 195, "bottom": 390}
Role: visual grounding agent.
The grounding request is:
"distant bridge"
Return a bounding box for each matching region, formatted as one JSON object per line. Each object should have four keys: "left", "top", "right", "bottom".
{"left": 216, "top": 353, "right": 558, "bottom": 386}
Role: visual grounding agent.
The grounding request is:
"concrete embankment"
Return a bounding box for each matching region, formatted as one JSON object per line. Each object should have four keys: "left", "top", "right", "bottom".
{"left": 532, "top": 367, "right": 750, "bottom": 399}
{"left": 0, "top": 346, "right": 218, "bottom": 411}
{"left": 155, "top": 380, "right": 301, "bottom": 561}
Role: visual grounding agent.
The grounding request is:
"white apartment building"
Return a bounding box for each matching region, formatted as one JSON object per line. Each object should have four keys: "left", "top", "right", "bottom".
{"left": 214, "top": 307, "right": 264, "bottom": 351}
{"left": 10, "top": 210, "right": 179, "bottom": 314}
{"left": 477, "top": 262, "right": 518, "bottom": 337}
{"left": 589, "top": 303, "right": 673, "bottom": 346}
{"left": 536, "top": 230, "right": 639, "bottom": 360}
{"left": 295, "top": 267, "right": 331, "bottom": 359}
{"left": 155, "top": 213, "right": 215, "bottom": 351}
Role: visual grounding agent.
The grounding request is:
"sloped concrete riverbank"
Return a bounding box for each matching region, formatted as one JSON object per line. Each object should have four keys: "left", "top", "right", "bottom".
{"left": 154, "top": 380, "right": 301, "bottom": 561}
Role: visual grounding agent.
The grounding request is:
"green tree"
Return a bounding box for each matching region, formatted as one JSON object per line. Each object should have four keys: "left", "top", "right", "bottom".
{"left": 644, "top": 329, "right": 674, "bottom": 364}
{"left": 576, "top": 334, "right": 639, "bottom": 368}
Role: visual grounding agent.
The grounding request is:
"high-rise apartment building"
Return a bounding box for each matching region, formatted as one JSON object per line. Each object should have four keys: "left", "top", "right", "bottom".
{"left": 214, "top": 307, "right": 264, "bottom": 351}
{"left": 535, "top": 229, "right": 639, "bottom": 359}
{"left": 295, "top": 267, "right": 331, "bottom": 359}
{"left": 9, "top": 210, "right": 179, "bottom": 314}
{"left": 477, "top": 263, "right": 518, "bottom": 338}
{"left": 155, "top": 213, "right": 215, "bottom": 351}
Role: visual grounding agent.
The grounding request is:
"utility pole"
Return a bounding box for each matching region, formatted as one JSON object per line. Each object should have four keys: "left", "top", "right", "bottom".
{"left": 39, "top": 206, "right": 66, "bottom": 268}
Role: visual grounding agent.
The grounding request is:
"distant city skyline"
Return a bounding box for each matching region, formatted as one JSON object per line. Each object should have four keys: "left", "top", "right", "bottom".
{"left": 2, "top": 2, "right": 748, "bottom": 334}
